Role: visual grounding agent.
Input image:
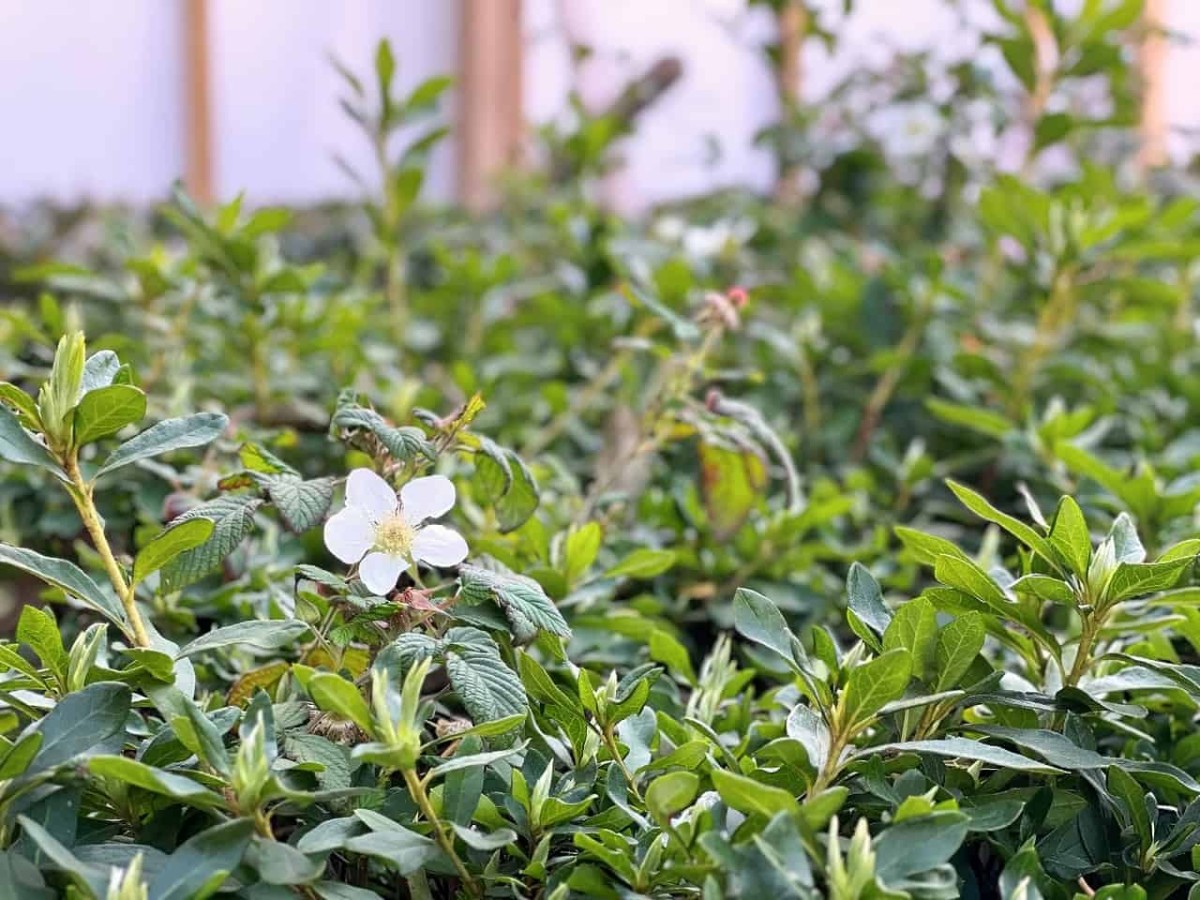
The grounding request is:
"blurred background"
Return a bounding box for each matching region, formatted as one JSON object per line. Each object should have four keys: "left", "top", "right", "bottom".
{"left": 1, "top": 0, "right": 1197, "bottom": 215}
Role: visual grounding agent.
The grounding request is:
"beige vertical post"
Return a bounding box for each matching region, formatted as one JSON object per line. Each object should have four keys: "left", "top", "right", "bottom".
{"left": 774, "top": 0, "right": 806, "bottom": 204}
{"left": 1138, "top": 0, "right": 1167, "bottom": 172}
{"left": 458, "top": 0, "right": 524, "bottom": 211}
{"left": 183, "top": 0, "right": 215, "bottom": 205}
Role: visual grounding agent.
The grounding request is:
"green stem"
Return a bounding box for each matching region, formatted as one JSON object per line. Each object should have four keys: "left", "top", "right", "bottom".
{"left": 602, "top": 724, "right": 641, "bottom": 802}
{"left": 64, "top": 455, "right": 150, "bottom": 647}
{"left": 1065, "top": 612, "right": 1100, "bottom": 689}
{"left": 1010, "top": 266, "right": 1076, "bottom": 419}
{"left": 373, "top": 132, "right": 408, "bottom": 349}
{"left": 811, "top": 732, "right": 847, "bottom": 796}
{"left": 406, "top": 870, "right": 434, "bottom": 900}
{"left": 851, "top": 289, "right": 933, "bottom": 462}
{"left": 402, "top": 768, "right": 480, "bottom": 897}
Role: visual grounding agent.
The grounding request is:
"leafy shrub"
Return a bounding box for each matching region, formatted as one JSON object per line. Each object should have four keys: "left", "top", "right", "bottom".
{"left": 2, "top": 0, "right": 1200, "bottom": 896}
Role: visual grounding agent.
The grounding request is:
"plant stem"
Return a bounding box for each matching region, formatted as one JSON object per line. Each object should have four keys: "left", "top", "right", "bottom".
{"left": 1065, "top": 612, "right": 1100, "bottom": 689}
{"left": 1010, "top": 266, "right": 1076, "bottom": 419}
{"left": 602, "top": 724, "right": 641, "bottom": 801}
{"left": 811, "top": 733, "right": 847, "bottom": 796}
{"left": 402, "top": 768, "right": 480, "bottom": 898}
{"left": 373, "top": 132, "right": 408, "bottom": 348}
{"left": 63, "top": 455, "right": 151, "bottom": 647}
{"left": 851, "top": 287, "right": 932, "bottom": 462}
{"left": 407, "top": 870, "right": 434, "bottom": 900}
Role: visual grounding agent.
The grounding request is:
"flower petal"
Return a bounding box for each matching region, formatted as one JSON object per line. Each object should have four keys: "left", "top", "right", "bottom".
{"left": 359, "top": 551, "right": 407, "bottom": 595}
{"left": 345, "top": 468, "right": 398, "bottom": 522}
{"left": 323, "top": 506, "right": 375, "bottom": 564}
{"left": 400, "top": 475, "right": 456, "bottom": 524}
{"left": 411, "top": 524, "right": 469, "bottom": 568}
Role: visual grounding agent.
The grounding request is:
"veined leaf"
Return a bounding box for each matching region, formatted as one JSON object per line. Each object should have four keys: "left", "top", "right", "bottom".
{"left": 133, "top": 518, "right": 214, "bottom": 587}
{"left": 96, "top": 411, "right": 227, "bottom": 478}
{"left": 0, "top": 545, "right": 125, "bottom": 628}
{"left": 840, "top": 649, "right": 912, "bottom": 730}
{"left": 72, "top": 384, "right": 146, "bottom": 445}
{"left": 458, "top": 563, "right": 570, "bottom": 641}
{"left": 0, "top": 406, "right": 61, "bottom": 476}
{"left": 160, "top": 495, "right": 262, "bottom": 592}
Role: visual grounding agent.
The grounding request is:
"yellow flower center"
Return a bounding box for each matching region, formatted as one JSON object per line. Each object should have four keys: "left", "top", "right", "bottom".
{"left": 374, "top": 514, "right": 415, "bottom": 556}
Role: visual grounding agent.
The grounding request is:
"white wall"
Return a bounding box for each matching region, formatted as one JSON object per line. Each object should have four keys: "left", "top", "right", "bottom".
{"left": 0, "top": 2, "right": 182, "bottom": 203}
{"left": 0, "top": 0, "right": 1195, "bottom": 208}
{"left": 209, "top": 0, "right": 457, "bottom": 203}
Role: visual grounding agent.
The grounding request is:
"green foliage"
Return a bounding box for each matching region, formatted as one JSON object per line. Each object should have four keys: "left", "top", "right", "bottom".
{"left": 0, "top": 6, "right": 1197, "bottom": 896}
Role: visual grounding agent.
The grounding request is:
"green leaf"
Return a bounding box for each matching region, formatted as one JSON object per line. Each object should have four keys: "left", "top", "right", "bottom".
{"left": 15, "top": 816, "right": 108, "bottom": 897}
{"left": 160, "top": 494, "right": 262, "bottom": 592}
{"left": 559, "top": 520, "right": 600, "bottom": 585}
{"left": 96, "top": 411, "right": 228, "bottom": 478}
{"left": 148, "top": 819, "right": 254, "bottom": 900}
{"left": 711, "top": 768, "right": 799, "bottom": 818}
{"left": 178, "top": 619, "right": 310, "bottom": 658}
{"left": 345, "top": 809, "right": 442, "bottom": 875}
{"left": 449, "top": 823, "right": 518, "bottom": 852}
{"left": 648, "top": 630, "right": 696, "bottom": 684}
{"left": 457, "top": 564, "right": 570, "bottom": 641}
{"left": 133, "top": 518, "right": 214, "bottom": 587}
{"left": 80, "top": 350, "right": 120, "bottom": 394}
{"left": 494, "top": 453, "right": 540, "bottom": 532}
{"left": 332, "top": 399, "right": 435, "bottom": 464}
{"left": 786, "top": 704, "right": 831, "bottom": 771}
{"left": 0, "top": 383, "right": 41, "bottom": 430}
{"left": 604, "top": 548, "right": 676, "bottom": 580}
{"left": 28, "top": 682, "right": 131, "bottom": 773}
{"left": 1105, "top": 558, "right": 1193, "bottom": 604}
{"left": 1109, "top": 513, "right": 1145, "bottom": 563}
{"left": 0, "top": 545, "right": 125, "bottom": 628}
{"left": 947, "top": 480, "right": 1058, "bottom": 570}
{"left": 874, "top": 811, "right": 969, "bottom": 881}
{"left": 72, "top": 384, "right": 146, "bottom": 445}
{"left": 307, "top": 673, "right": 374, "bottom": 735}
{"left": 934, "top": 613, "right": 985, "bottom": 691}
{"left": 374, "top": 38, "right": 396, "bottom": 94}
{"left": 840, "top": 649, "right": 912, "bottom": 730}
{"left": 1011, "top": 574, "right": 1076, "bottom": 605}
{"left": 264, "top": 475, "right": 335, "bottom": 533}
{"left": 426, "top": 742, "right": 528, "bottom": 779}
{"left": 933, "top": 554, "right": 1009, "bottom": 612}
{"left": 846, "top": 562, "right": 892, "bottom": 636}
{"left": 926, "top": 398, "right": 1013, "bottom": 438}
{"left": 1033, "top": 112, "right": 1073, "bottom": 152}
{"left": 37, "top": 332, "right": 85, "bottom": 442}
{"left": 246, "top": 835, "right": 325, "bottom": 886}
{"left": 0, "top": 731, "right": 42, "bottom": 780}
{"left": 869, "top": 737, "right": 1064, "bottom": 774}
{"left": 1107, "top": 766, "right": 1153, "bottom": 854}
{"left": 645, "top": 771, "right": 699, "bottom": 823}
{"left": 0, "top": 406, "right": 62, "bottom": 476}
{"left": 148, "top": 684, "right": 232, "bottom": 776}
{"left": 443, "top": 628, "right": 529, "bottom": 723}
{"left": 87, "top": 756, "right": 223, "bottom": 807}
{"left": 699, "top": 442, "right": 767, "bottom": 539}
{"left": 1048, "top": 496, "right": 1091, "bottom": 577}
{"left": 733, "top": 587, "right": 796, "bottom": 663}
{"left": 895, "top": 526, "right": 969, "bottom": 567}
{"left": 17, "top": 606, "right": 66, "bottom": 680}
{"left": 882, "top": 598, "right": 936, "bottom": 680}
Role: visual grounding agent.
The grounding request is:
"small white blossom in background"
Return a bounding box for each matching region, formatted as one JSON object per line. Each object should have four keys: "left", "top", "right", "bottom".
{"left": 323, "top": 468, "right": 468, "bottom": 595}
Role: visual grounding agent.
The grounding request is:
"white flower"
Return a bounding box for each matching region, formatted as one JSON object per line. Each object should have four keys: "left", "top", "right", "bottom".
{"left": 323, "top": 468, "right": 468, "bottom": 595}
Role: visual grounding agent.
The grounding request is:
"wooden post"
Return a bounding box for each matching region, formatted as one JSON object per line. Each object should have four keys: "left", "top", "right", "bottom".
{"left": 183, "top": 0, "right": 214, "bottom": 205}
{"left": 774, "top": 1, "right": 806, "bottom": 205}
{"left": 1138, "top": 0, "right": 1167, "bottom": 172}
{"left": 458, "top": 0, "right": 524, "bottom": 211}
